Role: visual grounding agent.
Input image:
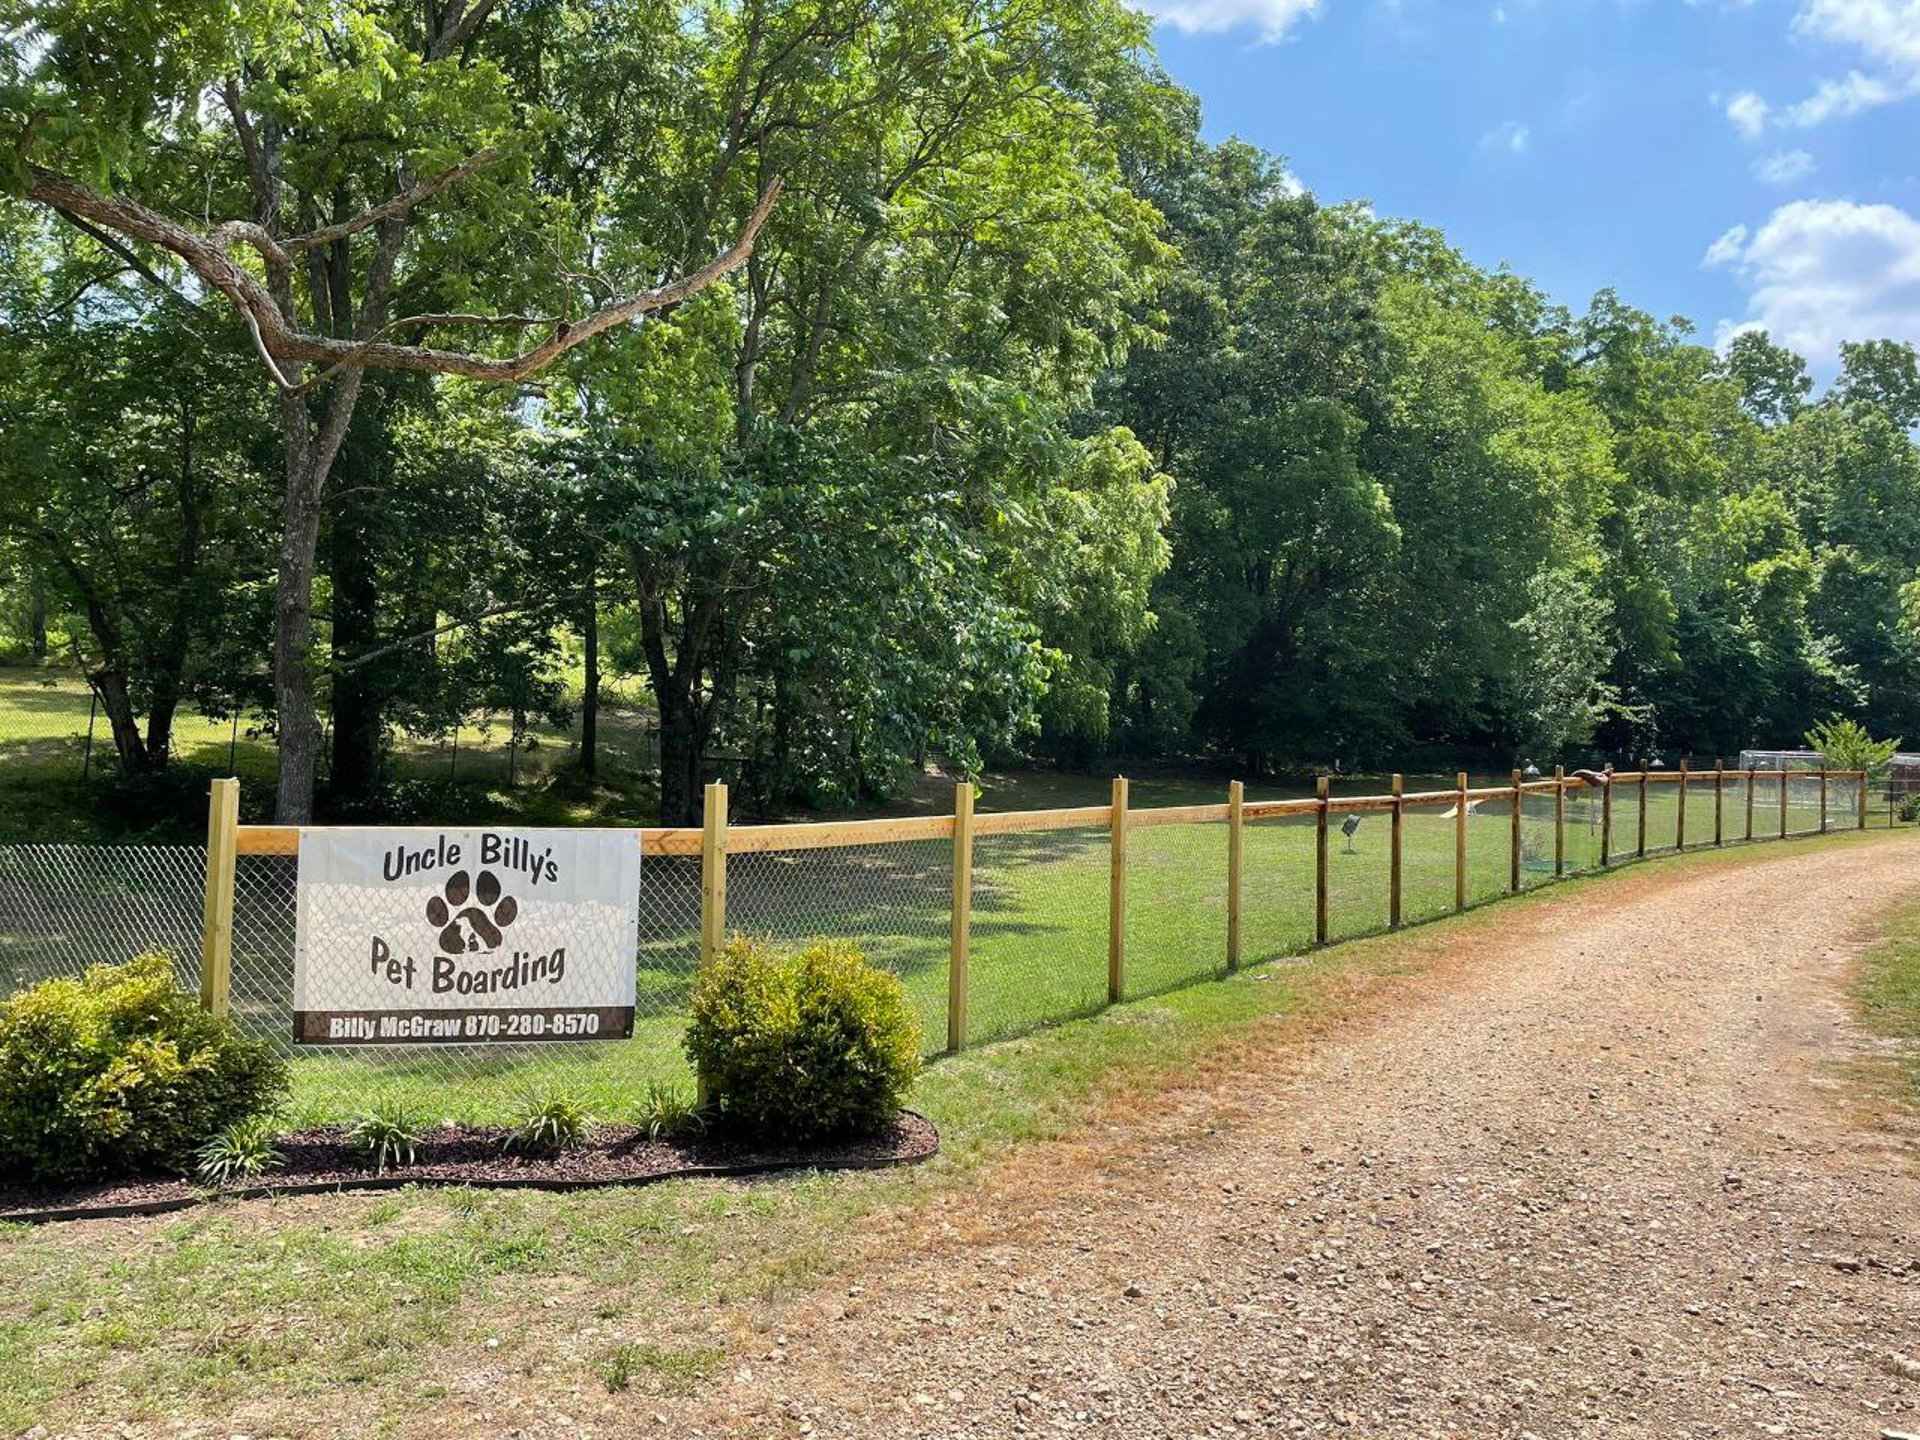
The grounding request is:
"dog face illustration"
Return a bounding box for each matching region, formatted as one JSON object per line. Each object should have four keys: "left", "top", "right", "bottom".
{"left": 424, "top": 868, "right": 518, "bottom": 954}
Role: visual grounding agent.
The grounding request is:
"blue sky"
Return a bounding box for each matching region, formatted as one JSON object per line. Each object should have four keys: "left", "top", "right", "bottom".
{"left": 1146, "top": 0, "right": 1920, "bottom": 379}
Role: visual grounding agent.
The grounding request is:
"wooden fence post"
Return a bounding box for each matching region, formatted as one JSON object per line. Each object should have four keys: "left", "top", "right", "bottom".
{"left": 1316, "top": 776, "right": 1330, "bottom": 945}
{"left": 1819, "top": 766, "right": 1828, "bottom": 833}
{"left": 1454, "top": 771, "right": 1468, "bottom": 910}
{"left": 1509, "top": 768, "right": 1522, "bottom": 894}
{"left": 1638, "top": 768, "right": 1648, "bottom": 858}
{"left": 1553, "top": 765, "right": 1565, "bottom": 877}
{"left": 1600, "top": 771, "right": 1613, "bottom": 867}
{"left": 1859, "top": 771, "right": 1869, "bottom": 830}
{"left": 695, "top": 780, "right": 730, "bottom": 1111}
{"left": 1745, "top": 767, "right": 1755, "bottom": 842}
{"left": 1714, "top": 759, "right": 1724, "bottom": 847}
{"left": 949, "top": 780, "right": 974, "bottom": 1054}
{"left": 1389, "top": 773, "right": 1404, "bottom": 929}
{"left": 1676, "top": 758, "right": 1689, "bottom": 851}
{"left": 699, "top": 780, "right": 729, "bottom": 969}
{"left": 1108, "top": 776, "right": 1128, "bottom": 1004}
{"left": 198, "top": 776, "right": 240, "bottom": 1015}
{"left": 1779, "top": 766, "right": 1789, "bottom": 839}
{"left": 1227, "top": 780, "right": 1244, "bottom": 972}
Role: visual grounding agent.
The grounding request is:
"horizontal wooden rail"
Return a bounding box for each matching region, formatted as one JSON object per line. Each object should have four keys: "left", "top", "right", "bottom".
{"left": 1129, "top": 802, "right": 1230, "bottom": 828}
{"left": 1243, "top": 798, "right": 1321, "bottom": 820}
{"left": 643, "top": 828, "right": 702, "bottom": 856}
{"left": 235, "top": 825, "right": 299, "bottom": 855}
{"left": 971, "top": 804, "right": 1114, "bottom": 836}
{"left": 727, "top": 815, "right": 954, "bottom": 853}
{"left": 228, "top": 769, "right": 1870, "bottom": 861}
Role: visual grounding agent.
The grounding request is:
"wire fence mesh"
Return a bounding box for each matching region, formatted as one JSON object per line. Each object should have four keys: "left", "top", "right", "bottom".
{"left": 0, "top": 769, "right": 1886, "bottom": 1123}
{"left": 1240, "top": 814, "right": 1316, "bottom": 965}
{"left": 0, "top": 844, "right": 205, "bottom": 993}
{"left": 1401, "top": 799, "right": 1459, "bottom": 925}
{"left": 970, "top": 824, "right": 1110, "bottom": 1044}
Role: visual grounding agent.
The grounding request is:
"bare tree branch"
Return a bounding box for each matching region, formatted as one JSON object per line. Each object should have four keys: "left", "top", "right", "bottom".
{"left": 282, "top": 148, "right": 502, "bottom": 254}
{"left": 22, "top": 162, "right": 784, "bottom": 390}
{"left": 428, "top": 0, "right": 501, "bottom": 60}
{"left": 34, "top": 264, "right": 130, "bottom": 320}
{"left": 49, "top": 209, "right": 196, "bottom": 310}
{"left": 332, "top": 594, "right": 557, "bottom": 673}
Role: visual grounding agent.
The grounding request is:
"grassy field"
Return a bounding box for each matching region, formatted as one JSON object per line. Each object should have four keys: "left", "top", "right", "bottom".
{"left": 0, "top": 827, "right": 1903, "bottom": 1437}
{"left": 0, "top": 665, "right": 663, "bottom": 841}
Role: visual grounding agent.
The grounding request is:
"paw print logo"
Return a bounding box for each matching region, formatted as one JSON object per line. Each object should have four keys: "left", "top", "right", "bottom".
{"left": 426, "top": 869, "right": 518, "bottom": 954}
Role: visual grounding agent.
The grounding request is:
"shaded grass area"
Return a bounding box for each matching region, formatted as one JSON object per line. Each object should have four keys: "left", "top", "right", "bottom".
{"left": 0, "top": 828, "right": 1903, "bottom": 1436}
{"left": 0, "top": 666, "right": 663, "bottom": 842}
{"left": 1853, "top": 890, "right": 1920, "bottom": 1107}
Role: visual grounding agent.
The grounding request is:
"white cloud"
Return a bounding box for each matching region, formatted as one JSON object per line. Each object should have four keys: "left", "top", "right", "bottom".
{"left": 1705, "top": 199, "right": 1920, "bottom": 370}
{"left": 1725, "top": 90, "right": 1771, "bottom": 138}
{"left": 1794, "top": 0, "right": 1920, "bottom": 78}
{"left": 1783, "top": 69, "right": 1905, "bottom": 126}
{"left": 1704, "top": 223, "right": 1751, "bottom": 266}
{"left": 1753, "top": 147, "right": 1816, "bottom": 184}
{"left": 1141, "top": 0, "right": 1321, "bottom": 41}
{"left": 1725, "top": 0, "right": 1920, "bottom": 133}
{"left": 1480, "top": 120, "right": 1532, "bottom": 154}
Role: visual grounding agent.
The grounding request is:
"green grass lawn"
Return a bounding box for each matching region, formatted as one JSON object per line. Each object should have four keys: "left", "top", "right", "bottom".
{"left": 0, "top": 826, "right": 1905, "bottom": 1437}
{"left": 0, "top": 664, "right": 675, "bottom": 845}
{"left": 0, "top": 665, "right": 663, "bottom": 841}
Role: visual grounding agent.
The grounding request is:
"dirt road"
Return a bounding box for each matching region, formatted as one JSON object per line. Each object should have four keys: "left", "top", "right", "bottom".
{"left": 676, "top": 839, "right": 1920, "bottom": 1439}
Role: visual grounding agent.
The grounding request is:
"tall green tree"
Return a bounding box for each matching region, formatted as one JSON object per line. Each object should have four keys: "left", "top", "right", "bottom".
{"left": 3, "top": 0, "right": 781, "bottom": 819}
{"left": 0, "top": 226, "right": 276, "bottom": 770}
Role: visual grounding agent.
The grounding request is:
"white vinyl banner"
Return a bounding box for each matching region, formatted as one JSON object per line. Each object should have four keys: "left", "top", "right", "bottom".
{"left": 292, "top": 828, "right": 640, "bottom": 1046}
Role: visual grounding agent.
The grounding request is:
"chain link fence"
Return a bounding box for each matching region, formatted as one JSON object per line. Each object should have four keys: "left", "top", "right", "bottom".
{"left": 0, "top": 769, "right": 1880, "bottom": 1124}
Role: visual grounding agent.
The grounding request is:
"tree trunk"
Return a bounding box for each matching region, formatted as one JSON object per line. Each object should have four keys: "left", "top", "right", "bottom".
{"left": 51, "top": 547, "right": 156, "bottom": 775}
{"left": 656, "top": 693, "right": 703, "bottom": 826}
{"left": 273, "top": 376, "right": 363, "bottom": 823}
{"left": 580, "top": 570, "right": 599, "bottom": 778}
{"left": 769, "top": 663, "right": 794, "bottom": 808}
{"left": 27, "top": 570, "right": 46, "bottom": 660}
{"left": 328, "top": 437, "right": 383, "bottom": 801}
{"left": 273, "top": 438, "right": 324, "bottom": 820}
{"left": 144, "top": 393, "right": 204, "bottom": 770}
{"left": 88, "top": 668, "right": 151, "bottom": 775}
{"left": 144, "top": 687, "right": 182, "bottom": 768}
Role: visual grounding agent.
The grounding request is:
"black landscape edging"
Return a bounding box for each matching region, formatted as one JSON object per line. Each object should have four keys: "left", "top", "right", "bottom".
{"left": 0, "top": 1111, "right": 939, "bottom": 1225}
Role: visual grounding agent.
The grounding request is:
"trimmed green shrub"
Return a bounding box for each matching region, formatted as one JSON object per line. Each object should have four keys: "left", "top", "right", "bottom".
{"left": 684, "top": 937, "right": 921, "bottom": 1142}
{"left": 0, "top": 952, "right": 287, "bottom": 1183}
{"left": 1898, "top": 793, "right": 1920, "bottom": 824}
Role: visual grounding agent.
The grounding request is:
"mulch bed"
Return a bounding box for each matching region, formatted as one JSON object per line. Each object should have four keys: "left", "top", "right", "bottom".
{"left": 0, "top": 1110, "right": 938, "bottom": 1224}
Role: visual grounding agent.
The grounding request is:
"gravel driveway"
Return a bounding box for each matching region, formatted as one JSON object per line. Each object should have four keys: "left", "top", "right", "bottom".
{"left": 675, "top": 839, "right": 1920, "bottom": 1439}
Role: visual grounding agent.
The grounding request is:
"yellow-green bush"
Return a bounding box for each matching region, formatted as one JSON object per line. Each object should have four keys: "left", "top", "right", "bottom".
{"left": 684, "top": 938, "right": 920, "bottom": 1142}
{"left": 0, "top": 953, "right": 287, "bottom": 1182}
